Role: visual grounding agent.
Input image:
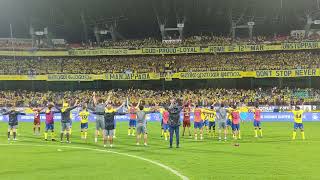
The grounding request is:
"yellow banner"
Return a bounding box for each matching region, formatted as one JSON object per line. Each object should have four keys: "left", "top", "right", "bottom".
{"left": 141, "top": 47, "right": 204, "bottom": 54}
{"left": 0, "top": 75, "right": 47, "bottom": 80}
{"left": 255, "top": 69, "right": 320, "bottom": 78}
{"left": 47, "top": 74, "right": 94, "bottom": 81}
{"left": 68, "top": 49, "right": 141, "bottom": 56}
{"left": 172, "top": 69, "right": 320, "bottom": 79}
{"left": 175, "top": 71, "right": 243, "bottom": 79}
{"left": 0, "top": 69, "right": 319, "bottom": 81}
{"left": 105, "top": 73, "right": 160, "bottom": 80}
{"left": 0, "top": 50, "right": 67, "bottom": 56}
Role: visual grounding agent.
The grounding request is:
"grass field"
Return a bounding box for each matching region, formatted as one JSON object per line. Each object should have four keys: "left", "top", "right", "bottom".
{"left": 0, "top": 121, "right": 319, "bottom": 180}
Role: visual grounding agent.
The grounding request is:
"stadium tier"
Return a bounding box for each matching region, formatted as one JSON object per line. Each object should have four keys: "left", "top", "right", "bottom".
{"left": 0, "top": 40, "right": 320, "bottom": 56}
{"left": 0, "top": 88, "right": 319, "bottom": 107}
{"left": 0, "top": 51, "right": 320, "bottom": 78}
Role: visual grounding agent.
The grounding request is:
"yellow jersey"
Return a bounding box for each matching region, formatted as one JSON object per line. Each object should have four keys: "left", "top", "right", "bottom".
{"left": 105, "top": 108, "right": 116, "bottom": 113}
{"left": 79, "top": 110, "right": 90, "bottom": 123}
{"left": 227, "top": 107, "right": 233, "bottom": 120}
{"left": 239, "top": 106, "right": 249, "bottom": 113}
{"left": 159, "top": 108, "right": 166, "bottom": 114}
{"left": 292, "top": 110, "right": 304, "bottom": 123}
{"left": 203, "top": 109, "right": 216, "bottom": 122}
{"left": 201, "top": 109, "right": 206, "bottom": 120}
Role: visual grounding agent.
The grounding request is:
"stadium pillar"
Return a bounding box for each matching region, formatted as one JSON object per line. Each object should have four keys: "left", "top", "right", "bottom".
{"left": 31, "top": 81, "right": 35, "bottom": 91}
{"left": 249, "top": 25, "right": 253, "bottom": 40}
{"left": 161, "top": 79, "right": 165, "bottom": 91}
{"left": 308, "top": 77, "right": 312, "bottom": 88}
{"left": 278, "top": 78, "right": 283, "bottom": 88}
{"left": 95, "top": 81, "right": 100, "bottom": 90}
{"left": 250, "top": 78, "right": 254, "bottom": 89}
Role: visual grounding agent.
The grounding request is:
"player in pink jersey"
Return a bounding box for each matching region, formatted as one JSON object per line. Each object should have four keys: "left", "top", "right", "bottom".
{"left": 182, "top": 103, "right": 192, "bottom": 137}
{"left": 193, "top": 105, "right": 204, "bottom": 140}
{"left": 252, "top": 105, "right": 263, "bottom": 138}
{"left": 127, "top": 99, "right": 141, "bottom": 136}
{"left": 44, "top": 103, "right": 56, "bottom": 141}
{"left": 231, "top": 105, "right": 241, "bottom": 140}
{"left": 161, "top": 109, "right": 170, "bottom": 141}
{"left": 32, "top": 106, "right": 44, "bottom": 136}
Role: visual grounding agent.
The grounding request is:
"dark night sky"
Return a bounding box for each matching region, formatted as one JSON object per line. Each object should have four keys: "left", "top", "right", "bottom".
{"left": 0, "top": 0, "right": 318, "bottom": 42}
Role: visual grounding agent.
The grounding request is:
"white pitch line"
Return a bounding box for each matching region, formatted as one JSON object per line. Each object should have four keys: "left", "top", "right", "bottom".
{"left": 0, "top": 143, "right": 189, "bottom": 180}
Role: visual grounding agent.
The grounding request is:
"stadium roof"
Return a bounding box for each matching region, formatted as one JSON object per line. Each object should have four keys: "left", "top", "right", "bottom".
{"left": 0, "top": 0, "right": 318, "bottom": 42}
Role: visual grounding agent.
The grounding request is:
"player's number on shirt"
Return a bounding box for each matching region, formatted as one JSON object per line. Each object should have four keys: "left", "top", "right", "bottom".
{"left": 295, "top": 114, "right": 302, "bottom": 119}
{"left": 207, "top": 113, "right": 215, "bottom": 119}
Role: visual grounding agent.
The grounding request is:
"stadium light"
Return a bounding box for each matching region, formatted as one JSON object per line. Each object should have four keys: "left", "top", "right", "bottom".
{"left": 314, "top": 20, "right": 320, "bottom": 24}
{"left": 247, "top": 22, "right": 255, "bottom": 26}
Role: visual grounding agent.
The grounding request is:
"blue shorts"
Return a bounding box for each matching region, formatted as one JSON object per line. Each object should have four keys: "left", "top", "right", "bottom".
{"left": 227, "top": 119, "right": 232, "bottom": 126}
{"left": 194, "top": 122, "right": 203, "bottom": 129}
{"left": 294, "top": 123, "right": 304, "bottom": 130}
{"left": 232, "top": 123, "right": 240, "bottom": 131}
{"left": 162, "top": 124, "right": 169, "bottom": 131}
{"left": 81, "top": 123, "right": 88, "bottom": 129}
{"left": 209, "top": 121, "right": 216, "bottom": 129}
{"left": 254, "top": 120, "right": 261, "bottom": 127}
{"left": 129, "top": 119, "right": 136, "bottom": 127}
{"left": 203, "top": 120, "right": 209, "bottom": 126}
{"left": 114, "top": 120, "right": 116, "bottom": 128}
{"left": 45, "top": 123, "right": 54, "bottom": 131}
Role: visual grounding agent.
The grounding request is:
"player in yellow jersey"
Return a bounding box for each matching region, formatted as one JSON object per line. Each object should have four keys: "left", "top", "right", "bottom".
{"left": 227, "top": 106, "right": 234, "bottom": 138}
{"left": 291, "top": 106, "right": 305, "bottom": 140}
{"left": 203, "top": 106, "right": 216, "bottom": 138}
{"left": 201, "top": 108, "right": 209, "bottom": 135}
{"left": 79, "top": 104, "right": 90, "bottom": 140}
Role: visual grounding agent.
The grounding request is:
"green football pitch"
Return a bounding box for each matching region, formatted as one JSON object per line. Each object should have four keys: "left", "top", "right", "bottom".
{"left": 0, "top": 121, "right": 319, "bottom": 180}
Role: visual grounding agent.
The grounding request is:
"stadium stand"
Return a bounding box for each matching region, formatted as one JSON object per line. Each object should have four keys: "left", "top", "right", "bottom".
{"left": 0, "top": 51, "right": 319, "bottom": 75}
{"left": 0, "top": 88, "right": 319, "bottom": 108}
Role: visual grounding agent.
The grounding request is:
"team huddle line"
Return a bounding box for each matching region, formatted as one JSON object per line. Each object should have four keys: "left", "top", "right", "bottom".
{"left": 1, "top": 92, "right": 306, "bottom": 148}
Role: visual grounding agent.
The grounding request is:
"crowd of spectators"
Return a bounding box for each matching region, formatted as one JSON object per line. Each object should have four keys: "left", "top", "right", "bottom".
{"left": 0, "top": 88, "right": 319, "bottom": 108}
{"left": 1, "top": 34, "right": 320, "bottom": 50}
{"left": 0, "top": 51, "right": 319, "bottom": 75}
{"left": 73, "top": 34, "right": 320, "bottom": 49}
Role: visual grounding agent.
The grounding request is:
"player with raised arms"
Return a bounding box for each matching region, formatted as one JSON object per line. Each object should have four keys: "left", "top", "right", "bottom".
{"left": 1, "top": 104, "right": 26, "bottom": 141}
{"left": 44, "top": 103, "right": 57, "bottom": 141}
{"left": 231, "top": 105, "right": 241, "bottom": 140}
{"left": 182, "top": 101, "right": 192, "bottom": 137}
{"left": 193, "top": 105, "right": 204, "bottom": 140}
{"left": 135, "top": 105, "right": 158, "bottom": 146}
{"left": 160, "top": 107, "right": 170, "bottom": 141}
{"left": 32, "top": 105, "right": 45, "bottom": 136}
{"left": 251, "top": 105, "right": 263, "bottom": 138}
{"left": 203, "top": 105, "right": 216, "bottom": 138}
{"left": 79, "top": 103, "right": 90, "bottom": 141}
{"left": 127, "top": 98, "right": 141, "bottom": 136}
{"left": 227, "top": 105, "right": 233, "bottom": 138}
{"left": 291, "top": 106, "right": 305, "bottom": 140}
{"left": 92, "top": 92, "right": 111, "bottom": 143}
{"left": 102, "top": 98, "right": 126, "bottom": 148}
{"left": 55, "top": 99, "right": 79, "bottom": 143}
